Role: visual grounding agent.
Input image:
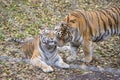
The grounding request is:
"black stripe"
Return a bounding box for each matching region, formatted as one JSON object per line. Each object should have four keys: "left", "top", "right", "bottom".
{"left": 99, "top": 30, "right": 109, "bottom": 41}
{"left": 109, "top": 7, "right": 118, "bottom": 28}
{"left": 54, "top": 58, "right": 59, "bottom": 65}
{"left": 106, "top": 9, "right": 116, "bottom": 24}
{"left": 116, "top": 15, "right": 119, "bottom": 35}
{"left": 94, "top": 11, "right": 101, "bottom": 41}
{"left": 49, "top": 46, "right": 57, "bottom": 53}
{"left": 98, "top": 10, "right": 111, "bottom": 41}
{"left": 110, "top": 7, "right": 119, "bottom": 34}
{"left": 40, "top": 44, "right": 45, "bottom": 53}
{"left": 105, "top": 9, "right": 114, "bottom": 35}
{"left": 75, "top": 11, "right": 93, "bottom": 36}
{"left": 87, "top": 11, "right": 93, "bottom": 22}
{"left": 108, "top": 17, "right": 113, "bottom": 35}
{"left": 49, "top": 52, "right": 57, "bottom": 62}
{"left": 67, "top": 15, "right": 69, "bottom": 23}
{"left": 111, "top": 7, "right": 119, "bottom": 34}
{"left": 39, "top": 44, "right": 49, "bottom": 60}
{"left": 40, "top": 44, "right": 57, "bottom": 60}
{"left": 110, "top": 7, "right": 118, "bottom": 15}
{"left": 99, "top": 11, "right": 107, "bottom": 32}
{"left": 96, "top": 33, "right": 104, "bottom": 42}
{"left": 99, "top": 10, "right": 107, "bottom": 31}
{"left": 112, "top": 7, "right": 120, "bottom": 15}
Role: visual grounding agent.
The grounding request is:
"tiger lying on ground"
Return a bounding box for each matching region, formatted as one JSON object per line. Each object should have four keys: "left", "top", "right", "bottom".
{"left": 54, "top": 5, "right": 120, "bottom": 63}
{"left": 13, "top": 29, "right": 69, "bottom": 72}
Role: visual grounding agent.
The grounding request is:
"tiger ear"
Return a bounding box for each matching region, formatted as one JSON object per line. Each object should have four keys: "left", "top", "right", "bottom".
{"left": 39, "top": 29, "right": 44, "bottom": 41}
{"left": 63, "top": 14, "right": 69, "bottom": 23}
{"left": 33, "top": 35, "right": 40, "bottom": 44}
{"left": 39, "top": 28, "right": 45, "bottom": 35}
{"left": 40, "top": 34, "right": 47, "bottom": 44}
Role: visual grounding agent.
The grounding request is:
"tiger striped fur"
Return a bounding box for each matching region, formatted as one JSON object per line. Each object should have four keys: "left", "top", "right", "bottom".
{"left": 54, "top": 5, "right": 120, "bottom": 63}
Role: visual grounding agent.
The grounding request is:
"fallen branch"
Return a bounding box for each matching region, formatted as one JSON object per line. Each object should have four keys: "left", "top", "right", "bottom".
{"left": 0, "top": 55, "right": 120, "bottom": 74}
{"left": 70, "top": 64, "right": 120, "bottom": 74}
{"left": 0, "top": 56, "right": 30, "bottom": 64}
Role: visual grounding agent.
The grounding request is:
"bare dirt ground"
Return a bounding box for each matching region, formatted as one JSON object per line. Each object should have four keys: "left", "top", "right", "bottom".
{"left": 0, "top": 0, "right": 120, "bottom": 80}
{"left": 0, "top": 38, "right": 120, "bottom": 80}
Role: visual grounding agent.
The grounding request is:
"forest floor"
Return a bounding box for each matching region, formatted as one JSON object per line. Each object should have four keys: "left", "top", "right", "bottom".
{"left": 0, "top": 0, "right": 120, "bottom": 80}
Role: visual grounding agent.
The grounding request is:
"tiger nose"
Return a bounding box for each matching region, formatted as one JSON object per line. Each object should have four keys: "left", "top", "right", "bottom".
{"left": 57, "top": 31, "right": 62, "bottom": 35}
{"left": 49, "top": 38, "right": 53, "bottom": 41}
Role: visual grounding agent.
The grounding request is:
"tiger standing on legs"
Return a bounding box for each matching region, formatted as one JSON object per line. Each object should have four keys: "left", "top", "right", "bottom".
{"left": 54, "top": 5, "right": 120, "bottom": 63}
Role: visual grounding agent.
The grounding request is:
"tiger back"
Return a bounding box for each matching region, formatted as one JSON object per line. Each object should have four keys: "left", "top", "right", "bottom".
{"left": 21, "top": 36, "right": 39, "bottom": 59}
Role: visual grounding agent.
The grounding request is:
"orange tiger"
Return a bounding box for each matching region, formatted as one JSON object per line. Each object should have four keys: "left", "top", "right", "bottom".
{"left": 13, "top": 29, "right": 69, "bottom": 72}
{"left": 54, "top": 5, "right": 120, "bottom": 63}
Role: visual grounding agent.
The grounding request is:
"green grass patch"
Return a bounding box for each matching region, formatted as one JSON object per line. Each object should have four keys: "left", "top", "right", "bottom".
{"left": 0, "top": 32, "right": 6, "bottom": 41}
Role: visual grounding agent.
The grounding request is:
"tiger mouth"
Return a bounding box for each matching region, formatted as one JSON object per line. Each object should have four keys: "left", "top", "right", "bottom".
{"left": 48, "top": 42, "right": 56, "bottom": 46}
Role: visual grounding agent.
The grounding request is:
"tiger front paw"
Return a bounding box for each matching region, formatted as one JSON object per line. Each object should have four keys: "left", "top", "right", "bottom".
{"left": 42, "top": 66, "right": 54, "bottom": 73}
{"left": 61, "top": 62, "right": 70, "bottom": 68}
{"left": 56, "top": 62, "right": 70, "bottom": 68}
{"left": 66, "top": 56, "right": 76, "bottom": 62}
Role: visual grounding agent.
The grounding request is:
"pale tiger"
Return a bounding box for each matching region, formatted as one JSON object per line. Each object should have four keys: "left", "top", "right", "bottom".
{"left": 12, "top": 28, "right": 69, "bottom": 72}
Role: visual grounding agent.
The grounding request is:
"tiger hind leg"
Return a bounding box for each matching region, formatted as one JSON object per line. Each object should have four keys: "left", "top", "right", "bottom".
{"left": 31, "top": 57, "right": 53, "bottom": 72}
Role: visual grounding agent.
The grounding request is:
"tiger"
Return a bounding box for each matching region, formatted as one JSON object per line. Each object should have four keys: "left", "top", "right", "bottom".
{"left": 54, "top": 5, "right": 120, "bottom": 63}
{"left": 13, "top": 29, "right": 69, "bottom": 72}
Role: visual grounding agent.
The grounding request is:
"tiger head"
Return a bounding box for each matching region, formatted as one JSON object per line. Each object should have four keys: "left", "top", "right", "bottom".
{"left": 64, "top": 10, "right": 87, "bottom": 32}
{"left": 40, "top": 28, "right": 57, "bottom": 49}
{"left": 21, "top": 29, "right": 57, "bottom": 58}
{"left": 54, "top": 22, "right": 73, "bottom": 47}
